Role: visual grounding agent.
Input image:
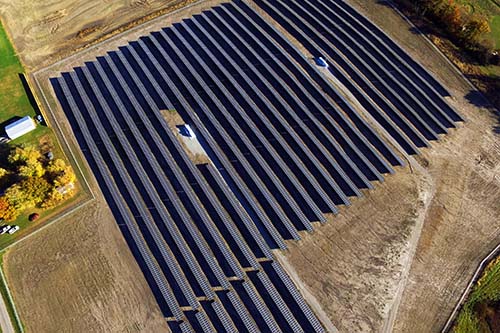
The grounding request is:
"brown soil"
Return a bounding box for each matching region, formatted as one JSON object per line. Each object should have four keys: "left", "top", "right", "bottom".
{"left": 4, "top": 198, "right": 169, "bottom": 333}
{"left": 279, "top": 164, "right": 428, "bottom": 332}
{"left": 160, "top": 109, "right": 210, "bottom": 165}
{"left": 0, "top": 0, "right": 200, "bottom": 70}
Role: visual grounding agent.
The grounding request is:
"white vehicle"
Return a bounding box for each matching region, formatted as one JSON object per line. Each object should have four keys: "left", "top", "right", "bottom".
{"left": 7, "top": 225, "right": 19, "bottom": 234}
{"left": 0, "top": 225, "right": 10, "bottom": 235}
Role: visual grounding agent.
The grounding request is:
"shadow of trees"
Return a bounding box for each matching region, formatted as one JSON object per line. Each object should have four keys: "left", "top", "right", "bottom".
{"left": 464, "top": 74, "right": 500, "bottom": 134}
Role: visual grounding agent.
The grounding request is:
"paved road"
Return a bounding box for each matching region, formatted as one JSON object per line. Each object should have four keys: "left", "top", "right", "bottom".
{"left": 0, "top": 290, "right": 15, "bottom": 333}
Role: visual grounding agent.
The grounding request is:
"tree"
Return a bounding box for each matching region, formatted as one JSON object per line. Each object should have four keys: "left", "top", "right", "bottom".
{"left": 462, "top": 17, "right": 491, "bottom": 42}
{"left": 46, "top": 159, "right": 75, "bottom": 187}
{"left": 8, "top": 146, "right": 42, "bottom": 165}
{"left": 8, "top": 146, "right": 44, "bottom": 178}
{"left": 41, "top": 189, "right": 64, "bottom": 209}
{"left": 4, "top": 177, "right": 51, "bottom": 210}
{"left": 4, "top": 183, "right": 26, "bottom": 210}
{"left": 18, "top": 162, "right": 45, "bottom": 178}
{"left": 0, "top": 197, "right": 18, "bottom": 222}
{"left": 0, "top": 167, "right": 11, "bottom": 190}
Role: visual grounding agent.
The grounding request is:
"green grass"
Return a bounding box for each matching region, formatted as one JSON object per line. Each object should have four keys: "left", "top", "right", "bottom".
{"left": 490, "top": 15, "right": 500, "bottom": 48}
{"left": 454, "top": 257, "right": 500, "bottom": 333}
{"left": 458, "top": 0, "right": 500, "bottom": 47}
{"left": 458, "top": 0, "right": 500, "bottom": 16}
{"left": 0, "top": 21, "right": 36, "bottom": 125}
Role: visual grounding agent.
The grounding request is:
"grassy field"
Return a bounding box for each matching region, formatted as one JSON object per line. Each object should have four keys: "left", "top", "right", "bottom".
{"left": 0, "top": 19, "right": 49, "bottom": 147}
{"left": 458, "top": 0, "right": 500, "bottom": 48}
{"left": 491, "top": 15, "right": 500, "bottom": 48}
{"left": 0, "top": 20, "right": 36, "bottom": 125}
{"left": 454, "top": 257, "right": 500, "bottom": 332}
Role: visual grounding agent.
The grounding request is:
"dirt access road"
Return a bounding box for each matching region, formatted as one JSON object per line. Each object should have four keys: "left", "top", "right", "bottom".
{"left": 0, "top": 0, "right": 198, "bottom": 70}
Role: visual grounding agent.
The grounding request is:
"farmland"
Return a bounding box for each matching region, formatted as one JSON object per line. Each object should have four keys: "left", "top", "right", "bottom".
{"left": 0, "top": 0, "right": 199, "bottom": 70}
{"left": 4, "top": 198, "right": 168, "bottom": 333}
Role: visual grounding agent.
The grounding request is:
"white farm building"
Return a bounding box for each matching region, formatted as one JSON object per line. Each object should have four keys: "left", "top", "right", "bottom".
{"left": 4, "top": 116, "right": 36, "bottom": 140}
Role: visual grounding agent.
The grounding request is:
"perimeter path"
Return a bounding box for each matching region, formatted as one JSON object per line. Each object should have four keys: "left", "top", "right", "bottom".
{"left": 0, "top": 294, "right": 15, "bottom": 333}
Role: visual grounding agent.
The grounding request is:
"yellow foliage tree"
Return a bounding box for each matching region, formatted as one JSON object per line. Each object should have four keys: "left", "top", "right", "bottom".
{"left": 8, "top": 146, "right": 41, "bottom": 165}
{"left": 8, "top": 146, "right": 45, "bottom": 178}
{"left": 46, "top": 159, "right": 75, "bottom": 187}
{"left": 4, "top": 177, "right": 51, "bottom": 210}
{"left": 41, "top": 189, "right": 64, "bottom": 209}
{"left": 19, "top": 162, "right": 45, "bottom": 178}
{"left": 0, "top": 197, "right": 18, "bottom": 222}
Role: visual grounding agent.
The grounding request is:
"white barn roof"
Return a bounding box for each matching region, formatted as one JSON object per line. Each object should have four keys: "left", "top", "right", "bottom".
{"left": 5, "top": 116, "right": 36, "bottom": 140}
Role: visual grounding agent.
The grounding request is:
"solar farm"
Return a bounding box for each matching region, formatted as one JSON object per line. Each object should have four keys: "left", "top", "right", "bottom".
{"left": 48, "top": 0, "right": 463, "bottom": 332}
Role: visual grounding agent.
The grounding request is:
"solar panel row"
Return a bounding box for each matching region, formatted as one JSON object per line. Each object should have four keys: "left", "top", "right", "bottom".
{"left": 254, "top": 0, "right": 463, "bottom": 155}
{"left": 50, "top": 0, "right": 461, "bottom": 331}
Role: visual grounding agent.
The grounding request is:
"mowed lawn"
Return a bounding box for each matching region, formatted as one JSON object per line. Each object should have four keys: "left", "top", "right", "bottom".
{"left": 458, "top": 0, "right": 500, "bottom": 47}
{"left": 0, "top": 21, "right": 36, "bottom": 124}
{"left": 491, "top": 15, "right": 500, "bottom": 48}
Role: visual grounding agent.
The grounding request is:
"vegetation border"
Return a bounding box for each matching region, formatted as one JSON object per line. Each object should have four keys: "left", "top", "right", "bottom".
{"left": 441, "top": 242, "right": 500, "bottom": 332}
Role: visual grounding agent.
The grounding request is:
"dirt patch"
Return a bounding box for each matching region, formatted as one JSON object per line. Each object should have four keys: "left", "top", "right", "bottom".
{"left": 280, "top": 164, "right": 428, "bottom": 332}
{"left": 0, "top": 0, "right": 202, "bottom": 70}
{"left": 160, "top": 109, "right": 210, "bottom": 165}
{"left": 4, "top": 198, "right": 169, "bottom": 333}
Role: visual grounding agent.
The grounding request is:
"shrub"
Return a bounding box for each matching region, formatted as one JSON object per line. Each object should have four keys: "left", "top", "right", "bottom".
{"left": 41, "top": 189, "right": 64, "bottom": 209}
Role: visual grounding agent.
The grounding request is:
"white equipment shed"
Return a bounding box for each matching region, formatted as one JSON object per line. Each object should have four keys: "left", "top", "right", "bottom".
{"left": 4, "top": 116, "right": 36, "bottom": 140}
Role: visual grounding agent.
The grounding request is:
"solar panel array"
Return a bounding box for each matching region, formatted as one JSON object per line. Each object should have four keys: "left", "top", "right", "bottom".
{"left": 254, "top": 0, "right": 463, "bottom": 155}
{"left": 50, "top": 0, "right": 461, "bottom": 332}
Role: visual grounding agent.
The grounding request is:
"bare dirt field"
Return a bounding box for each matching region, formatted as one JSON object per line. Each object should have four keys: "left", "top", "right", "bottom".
{"left": 4, "top": 198, "right": 169, "bottom": 333}
{"left": 0, "top": 0, "right": 201, "bottom": 70}
{"left": 271, "top": 0, "right": 500, "bottom": 332}
{"left": 278, "top": 162, "right": 429, "bottom": 332}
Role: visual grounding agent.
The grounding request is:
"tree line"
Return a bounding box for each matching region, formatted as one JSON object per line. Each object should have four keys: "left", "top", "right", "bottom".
{"left": 0, "top": 145, "right": 75, "bottom": 221}
{"left": 399, "top": 0, "right": 497, "bottom": 64}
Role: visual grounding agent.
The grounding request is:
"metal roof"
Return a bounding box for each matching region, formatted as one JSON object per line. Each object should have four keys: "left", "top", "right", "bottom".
{"left": 4, "top": 116, "right": 36, "bottom": 140}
